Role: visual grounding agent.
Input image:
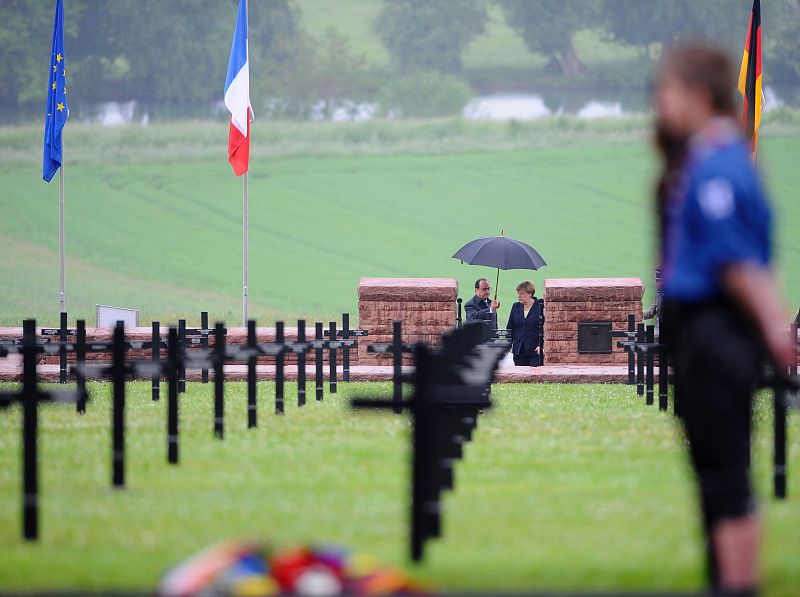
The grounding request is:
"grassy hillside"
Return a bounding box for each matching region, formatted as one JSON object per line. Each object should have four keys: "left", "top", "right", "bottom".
{"left": 0, "top": 383, "right": 797, "bottom": 594}
{"left": 1, "top": 117, "right": 799, "bottom": 327}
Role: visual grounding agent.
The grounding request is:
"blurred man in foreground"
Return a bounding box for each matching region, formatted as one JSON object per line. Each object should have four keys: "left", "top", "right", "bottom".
{"left": 656, "top": 43, "right": 793, "bottom": 596}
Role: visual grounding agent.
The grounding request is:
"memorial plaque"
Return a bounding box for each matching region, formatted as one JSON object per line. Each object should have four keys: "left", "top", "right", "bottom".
{"left": 41, "top": 328, "right": 76, "bottom": 336}
{"left": 577, "top": 321, "right": 613, "bottom": 354}
{"left": 493, "top": 329, "right": 510, "bottom": 340}
{"left": 324, "top": 329, "right": 369, "bottom": 337}
{"left": 185, "top": 328, "right": 226, "bottom": 336}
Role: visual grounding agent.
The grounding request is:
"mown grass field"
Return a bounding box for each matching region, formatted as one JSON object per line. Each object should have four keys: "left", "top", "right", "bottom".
{"left": 0, "top": 382, "right": 797, "bottom": 595}
{"left": 2, "top": 116, "right": 800, "bottom": 328}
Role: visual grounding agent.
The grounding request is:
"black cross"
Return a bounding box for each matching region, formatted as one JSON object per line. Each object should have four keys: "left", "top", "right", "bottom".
{"left": 367, "top": 320, "right": 414, "bottom": 413}
{"left": 0, "top": 320, "right": 87, "bottom": 541}
{"left": 353, "top": 321, "right": 508, "bottom": 561}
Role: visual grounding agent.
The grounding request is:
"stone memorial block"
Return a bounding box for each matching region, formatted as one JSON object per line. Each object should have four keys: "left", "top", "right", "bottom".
{"left": 543, "top": 278, "right": 644, "bottom": 365}
{"left": 358, "top": 277, "right": 458, "bottom": 365}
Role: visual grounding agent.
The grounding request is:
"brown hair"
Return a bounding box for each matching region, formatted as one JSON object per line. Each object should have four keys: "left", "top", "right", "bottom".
{"left": 516, "top": 280, "right": 535, "bottom": 296}
{"left": 660, "top": 42, "right": 738, "bottom": 116}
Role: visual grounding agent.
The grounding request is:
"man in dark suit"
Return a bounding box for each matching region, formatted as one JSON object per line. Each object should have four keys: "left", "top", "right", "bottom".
{"left": 464, "top": 278, "right": 499, "bottom": 327}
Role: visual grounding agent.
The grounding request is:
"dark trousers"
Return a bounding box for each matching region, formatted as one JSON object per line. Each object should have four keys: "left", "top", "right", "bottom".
{"left": 513, "top": 352, "right": 541, "bottom": 366}
{"left": 665, "top": 299, "right": 762, "bottom": 590}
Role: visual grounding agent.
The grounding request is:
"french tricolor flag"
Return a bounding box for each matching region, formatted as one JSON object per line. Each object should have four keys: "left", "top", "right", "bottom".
{"left": 224, "top": 0, "right": 252, "bottom": 176}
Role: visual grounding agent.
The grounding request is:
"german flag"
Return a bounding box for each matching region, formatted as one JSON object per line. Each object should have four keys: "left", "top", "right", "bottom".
{"left": 738, "top": 0, "right": 762, "bottom": 158}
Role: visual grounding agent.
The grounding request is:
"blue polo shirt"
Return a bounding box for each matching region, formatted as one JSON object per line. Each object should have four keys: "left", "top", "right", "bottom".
{"left": 662, "top": 126, "right": 772, "bottom": 302}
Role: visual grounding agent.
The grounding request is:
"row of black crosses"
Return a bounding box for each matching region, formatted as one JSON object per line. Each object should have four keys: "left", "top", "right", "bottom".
{"left": 612, "top": 315, "right": 670, "bottom": 410}
{"left": 30, "top": 311, "right": 363, "bottom": 402}
{"left": 0, "top": 313, "right": 372, "bottom": 541}
{"left": 614, "top": 314, "right": 799, "bottom": 501}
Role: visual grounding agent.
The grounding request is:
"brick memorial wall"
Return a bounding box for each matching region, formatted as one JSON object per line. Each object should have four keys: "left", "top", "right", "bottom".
{"left": 357, "top": 277, "right": 457, "bottom": 365}
{"left": 543, "top": 278, "right": 644, "bottom": 366}
{"left": 0, "top": 326, "right": 353, "bottom": 366}
{"left": 5, "top": 276, "right": 799, "bottom": 382}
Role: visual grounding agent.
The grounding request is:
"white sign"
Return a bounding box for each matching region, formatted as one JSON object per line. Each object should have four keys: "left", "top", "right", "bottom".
{"left": 96, "top": 304, "right": 139, "bottom": 328}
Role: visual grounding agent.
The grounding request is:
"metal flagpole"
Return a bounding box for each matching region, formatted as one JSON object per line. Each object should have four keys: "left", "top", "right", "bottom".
{"left": 59, "top": 163, "right": 65, "bottom": 313}
{"left": 242, "top": 0, "right": 249, "bottom": 327}
{"left": 243, "top": 172, "right": 248, "bottom": 326}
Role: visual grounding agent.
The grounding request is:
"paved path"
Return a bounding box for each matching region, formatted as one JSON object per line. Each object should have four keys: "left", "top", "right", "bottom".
{"left": 0, "top": 360, "right": 647, "bottom": 384}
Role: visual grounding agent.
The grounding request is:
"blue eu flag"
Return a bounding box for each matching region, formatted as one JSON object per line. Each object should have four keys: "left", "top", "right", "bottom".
{"left": 43, "top": 0, "right": 68, "bottom": 183}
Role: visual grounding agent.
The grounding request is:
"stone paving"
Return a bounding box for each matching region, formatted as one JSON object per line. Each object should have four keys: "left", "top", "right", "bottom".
{"left": 0, "top": 359, "right": 640, "bottom": 384}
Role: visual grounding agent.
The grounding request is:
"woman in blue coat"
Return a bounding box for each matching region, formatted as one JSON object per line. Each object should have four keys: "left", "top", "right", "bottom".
{"left": 506, "top": 280, "right": 543, "bottom": 366}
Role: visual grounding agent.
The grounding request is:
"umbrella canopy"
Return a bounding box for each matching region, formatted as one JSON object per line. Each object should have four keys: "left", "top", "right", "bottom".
{"left": 452, "top": 233, "right": 546, "bottom": 301}
{"left": 452, "top": 235, "right": 546, "bottom": 270}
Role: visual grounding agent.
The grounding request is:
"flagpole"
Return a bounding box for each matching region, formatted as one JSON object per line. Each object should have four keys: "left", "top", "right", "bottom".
{"left": 243, "top": 172, "right": 248, "bottom": 326}
{"left": 59, "top": 162, "right": 65, "bottom": 314}
{"left": 242, "top": 0, "right": 249, "bottom": 327}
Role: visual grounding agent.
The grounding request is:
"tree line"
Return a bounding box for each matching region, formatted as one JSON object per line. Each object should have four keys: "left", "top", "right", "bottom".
{"left": 1, "top": 0, "right": 798, "bottom": 120}
{"left": 381, "top": 0, "right": 799, "bottom": 78}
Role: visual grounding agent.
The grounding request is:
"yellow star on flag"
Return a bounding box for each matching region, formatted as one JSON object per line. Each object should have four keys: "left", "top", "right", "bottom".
{"left": 57, "top": 102, "right": 65, "bottom": 112}
{"left": 52, "top": 82, "right": 57, "bottom": 90}
{"left": 53, "top": 64, "right": 57, "bottom": 72}
{"left": 56, "top": 53, "right": 62, "bottom": 63}
{"left": 63, "top": 86, "right": 67, "bottom": 94}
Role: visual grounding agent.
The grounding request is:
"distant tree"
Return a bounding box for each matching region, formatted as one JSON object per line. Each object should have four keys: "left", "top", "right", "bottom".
{"left": 0, "top": 0, "right": 304, "bottom": 114}
{"left": 69, "top": 0, "right": 302, "bottom": 106}
{"left": 272, "top": 28, "right": 375, "bottom": 120}
{"left": 66, "top": 1, "right": 227, "bottom": 105}
{"left": 376, "top": 0, "right": 488, "bottom": 74}
{"left": 599, "top": 0, "right": 749, "bottom": 58}
{"left": 498, "top": 0, "right": 602, "bottom": 76}
{"left": 380, "top": 70, "right": 473, "bottom": 118}
{"left": 0, "top": 0, "right": 80, "bottom": 112}
{"left": 245, "top": 0, "right": 305, "bottom": 103}
{"left": 761, "top": 0, "right": 800, "bottom": 83}
{"left": 310, "top": 29, "right": 373, "bottom": 119}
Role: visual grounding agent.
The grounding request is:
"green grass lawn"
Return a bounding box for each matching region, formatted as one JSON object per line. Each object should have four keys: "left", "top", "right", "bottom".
{"left": 0, "top": 382, "right": 797, "bottom": 594}
{"left": 2, "top": 117, "right": 800, "bottom": 328}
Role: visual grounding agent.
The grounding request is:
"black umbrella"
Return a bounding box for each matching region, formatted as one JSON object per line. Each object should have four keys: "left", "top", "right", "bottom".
{"left": 452, "top": 230, "right": 546, "bottom": 300}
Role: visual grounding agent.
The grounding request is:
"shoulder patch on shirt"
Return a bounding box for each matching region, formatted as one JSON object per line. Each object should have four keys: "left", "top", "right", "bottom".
{"left": 698, "top": 178, "right": 735, "bottom": 220}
